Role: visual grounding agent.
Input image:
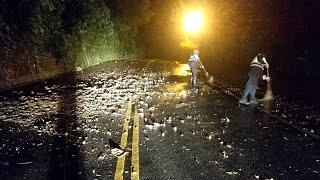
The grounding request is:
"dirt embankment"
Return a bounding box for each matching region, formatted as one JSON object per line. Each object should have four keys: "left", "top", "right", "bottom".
{"left": 0, "top": 48, "right": 70, "bottom": 91}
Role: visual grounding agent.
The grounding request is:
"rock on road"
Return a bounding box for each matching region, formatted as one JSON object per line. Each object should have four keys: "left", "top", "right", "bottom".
{"left": 0, "top": 59, "right": 319, "bottom": 180}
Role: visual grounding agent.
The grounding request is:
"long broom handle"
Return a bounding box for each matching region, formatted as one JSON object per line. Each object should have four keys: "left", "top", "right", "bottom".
{"left": 199, "top": 61, "right": 206, "bottom": 71}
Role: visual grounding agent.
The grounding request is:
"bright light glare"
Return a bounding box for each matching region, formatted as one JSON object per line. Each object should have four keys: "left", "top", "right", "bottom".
{"left": 174, "top": 63, "right": 190, "bottom": 76}
{"left": 184, "top": 11, "right": 204, "bottom": 33}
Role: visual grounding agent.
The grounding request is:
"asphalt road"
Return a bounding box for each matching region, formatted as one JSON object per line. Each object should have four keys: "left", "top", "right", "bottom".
{"left": 0, "top": 59, "right": 319, "bottom": 180}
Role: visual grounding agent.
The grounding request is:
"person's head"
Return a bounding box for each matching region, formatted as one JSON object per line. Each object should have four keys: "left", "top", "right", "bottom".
{"left": 256, "top": 53, "right": 267, "bottom": 64}
{"left": 194, "top": 49, "right": 199, "bottom": 54}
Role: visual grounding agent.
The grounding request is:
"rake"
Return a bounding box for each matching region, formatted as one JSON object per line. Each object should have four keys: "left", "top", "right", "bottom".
{"left": 199, "top": 62, "right": 214, "bottom": 84}
{"left": 262, "top": 67, "right": 274, "bottom": 101}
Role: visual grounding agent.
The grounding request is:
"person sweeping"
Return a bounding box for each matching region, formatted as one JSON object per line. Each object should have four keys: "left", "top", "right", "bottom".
{"left": 239, "top": 53, "right": 270, "bottom": 105}
{"left": 188, "top": 49, "right": 203, "bottom": 85}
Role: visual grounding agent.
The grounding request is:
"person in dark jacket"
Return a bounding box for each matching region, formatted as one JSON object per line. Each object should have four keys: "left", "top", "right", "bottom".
{"left": 239, "top": 53, "right": 270, "bottom": 105}
{"left": 188, "top": 49, "right": 203, "bottom": 85}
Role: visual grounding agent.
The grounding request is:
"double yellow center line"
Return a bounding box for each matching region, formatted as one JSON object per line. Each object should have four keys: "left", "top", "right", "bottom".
{"left": 114, "top": 99, "right": 140, "bottom": 180}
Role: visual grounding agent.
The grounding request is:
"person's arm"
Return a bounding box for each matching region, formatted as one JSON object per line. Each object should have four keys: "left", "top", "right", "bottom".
{"left": 195, "top": 54, "right": 204, "bottom": 68}
{"left": 262, "top": 57, "right": 270, "bottom": 81}
{"left": 262, "top": 69, "right": 270, "bottom": 81}
{"left": 262, "top": 57, "right": 269, "bottom": 68}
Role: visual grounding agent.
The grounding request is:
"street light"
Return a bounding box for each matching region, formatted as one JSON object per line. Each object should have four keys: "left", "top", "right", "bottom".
{"left": 184, "top": 11, "right": 204, "bottom": 33}
{"left": 181, "top": 10, "right": 204, "bottom": 49}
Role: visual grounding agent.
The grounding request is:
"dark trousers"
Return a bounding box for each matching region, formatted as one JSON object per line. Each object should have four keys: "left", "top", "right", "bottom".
{"left": 241, "top": 75, "right": 259, "bottom": 101}
{"left": 188, "top": 60, "right": 198, "bottom": 83}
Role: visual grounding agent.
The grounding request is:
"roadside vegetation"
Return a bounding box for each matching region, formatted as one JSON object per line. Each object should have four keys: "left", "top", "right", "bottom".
{"left": 0, "top": 0, "right": 151, "bottom": 88}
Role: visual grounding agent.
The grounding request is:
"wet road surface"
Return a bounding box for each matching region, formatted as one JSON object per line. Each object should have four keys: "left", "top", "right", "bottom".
{"left": 0, "top": 59, "right": 319, "bottom": 180}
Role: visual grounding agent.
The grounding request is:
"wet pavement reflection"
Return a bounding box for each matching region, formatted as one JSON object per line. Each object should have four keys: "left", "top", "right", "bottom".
{"left": 0, "top": 59, "right": 319, "bottom": 180}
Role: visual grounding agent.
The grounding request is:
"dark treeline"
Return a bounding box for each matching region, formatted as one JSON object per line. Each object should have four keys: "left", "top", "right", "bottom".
{"left": 1, "top": 0, "right": 320, "bottom": 88}
{"left": 0, "top": 0, "right": 151, "bottom": 87}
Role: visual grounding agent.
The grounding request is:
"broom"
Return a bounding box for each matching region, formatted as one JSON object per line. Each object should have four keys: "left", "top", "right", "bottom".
{"left": 199, "top": 61, "right": 214, "bottom": 84}
{"left": 262, "top": 67, "right": 274, "bottom": 101}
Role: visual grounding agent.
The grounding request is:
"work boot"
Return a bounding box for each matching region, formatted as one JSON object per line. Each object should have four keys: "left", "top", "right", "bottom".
{"left": 239, "top": 98, "right": 249, "bottom": 105}
{"left": 249, "top": 99, "right": 258, "bottom": 104}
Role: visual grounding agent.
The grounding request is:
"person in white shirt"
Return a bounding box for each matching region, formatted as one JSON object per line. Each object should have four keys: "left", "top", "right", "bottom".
{"left": 239, "top": 53, "right": 270, "bottom": 105}
{"left": 188, "top": 49, "right": 203, "bottom": 85}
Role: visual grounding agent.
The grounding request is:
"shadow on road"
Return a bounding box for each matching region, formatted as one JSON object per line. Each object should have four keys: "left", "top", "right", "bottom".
{"left": 47, "top": 73, "right": 84, "bottom": 180}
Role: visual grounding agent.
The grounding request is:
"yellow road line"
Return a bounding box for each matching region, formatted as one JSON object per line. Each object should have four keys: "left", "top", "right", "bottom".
{"left": 114, "top": 101, "right": 132, "bottom": 180}
{"left": 131, "top": 99, "right": 140, "bottom": 180}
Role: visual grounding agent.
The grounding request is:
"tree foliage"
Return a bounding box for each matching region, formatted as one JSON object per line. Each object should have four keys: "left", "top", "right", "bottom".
{"left": 104, "top": 0, "right": 152, "bottom": 56}
{"left": 0, "top": 0, "right": 151, "bottom": 87}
